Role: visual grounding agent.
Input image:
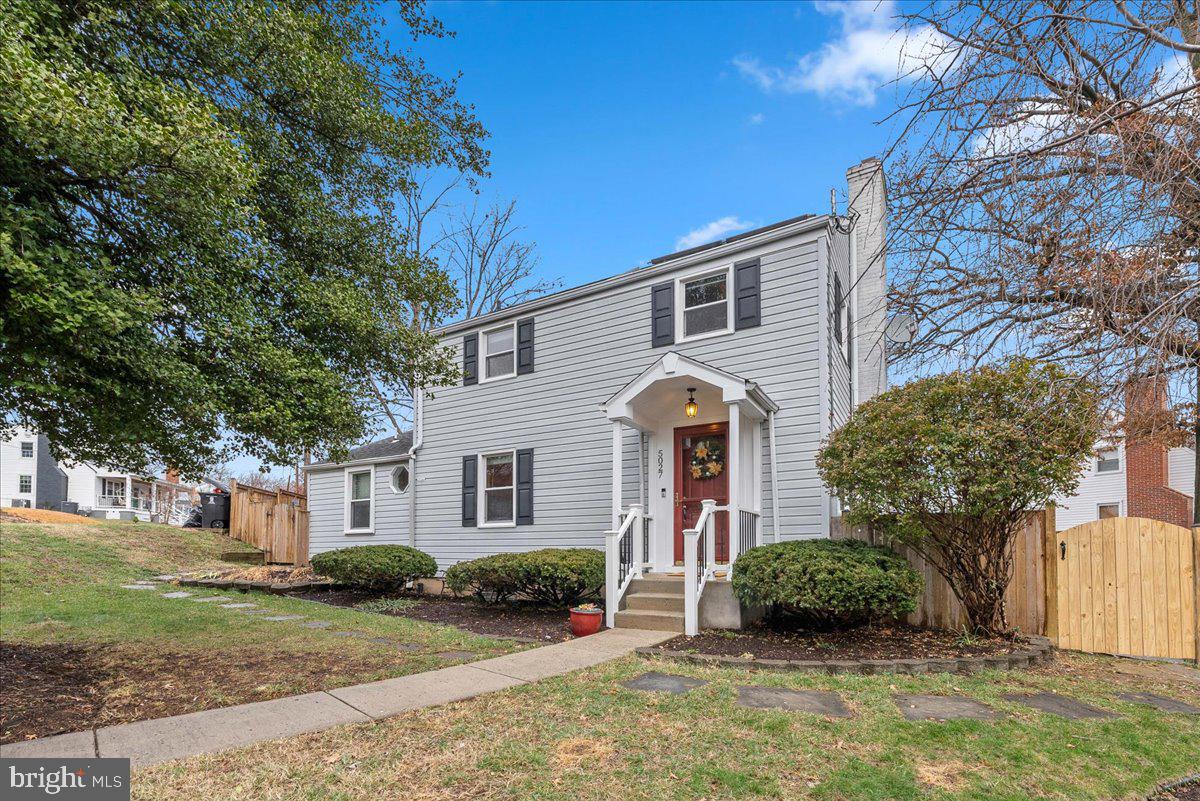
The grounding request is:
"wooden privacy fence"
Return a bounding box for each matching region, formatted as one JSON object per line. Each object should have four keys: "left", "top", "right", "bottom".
{"left": 1049, "top": 517, "right": 1198, "bottom": 662}
{"left": 832, "top": 510, "right": 1050, "bottom": 635}
{"left": 227, "top": 481, "right": 310, "bottom": 566}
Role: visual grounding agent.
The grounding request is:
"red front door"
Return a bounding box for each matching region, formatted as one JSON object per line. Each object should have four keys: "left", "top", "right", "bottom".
{"left": 673, "top": 422, "right": 729, "bottom": 564}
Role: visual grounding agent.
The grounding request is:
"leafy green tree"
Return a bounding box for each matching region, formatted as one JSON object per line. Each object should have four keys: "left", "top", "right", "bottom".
{"left": 817, "top": 360, "right": 1101, "bottom": 635}
{"left": 1, "top": 0, "right": 482, "bottom": 474}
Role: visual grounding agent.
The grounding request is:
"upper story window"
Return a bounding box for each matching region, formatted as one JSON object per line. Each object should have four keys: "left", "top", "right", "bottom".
{"left": 677, "top": 268, "right": 732, "bottom": 341}
{"left": 480, "top": 451, "right": 515, "bottom": 526}
{"left": 19, "top": 441, "right": 33, "bottom": 458}
{"left": 482, "top": 323, "right": 516, "bottom": 381}
{"left": 1096, "top": 448, "right": 1121, "bottom": 473}
{"left": 344, "top": 467, "right": 374, "bottom": 533}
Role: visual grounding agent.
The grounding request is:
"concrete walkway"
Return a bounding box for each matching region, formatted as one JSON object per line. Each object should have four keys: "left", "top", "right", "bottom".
{"left": 0, "top": 628, "right": 673, "bottom": 768}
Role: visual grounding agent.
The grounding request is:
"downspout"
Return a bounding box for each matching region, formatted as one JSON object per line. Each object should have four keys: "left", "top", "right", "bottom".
{"left": 768, "top": 410, "right": 781, "bottom": 544}
{"left": 407, "top": 390, "right": 423, "bottom": 548}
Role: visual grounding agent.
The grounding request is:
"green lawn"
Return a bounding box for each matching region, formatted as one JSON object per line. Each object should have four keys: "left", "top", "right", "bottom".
{"left": 0, "top": 520, "right": 523, "bottom": 740}
{"left": 134, "top": 652, "right": 1200, "bottom": 801}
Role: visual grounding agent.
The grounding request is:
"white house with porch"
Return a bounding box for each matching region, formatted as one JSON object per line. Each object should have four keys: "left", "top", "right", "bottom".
{"left": 305, "top": 158, "right": 889, "bottom": 634}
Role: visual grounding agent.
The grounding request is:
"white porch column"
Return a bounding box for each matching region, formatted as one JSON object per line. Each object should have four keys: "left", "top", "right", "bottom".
{"left": 151, "top": 482, "right": 158, "bottom": 518}
{"left": 727, "top": 403, "right": 740, "bottom": 565}
{"left": 611, "top": 420, "right": 623, "bottom": 528}
{"left": 124, "top": 476, "right": 132, "bottom": 510}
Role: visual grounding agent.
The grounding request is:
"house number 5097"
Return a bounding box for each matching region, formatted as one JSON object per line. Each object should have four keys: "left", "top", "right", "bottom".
{"left": 657, "top": 449, "right": 664, "bottom": 478}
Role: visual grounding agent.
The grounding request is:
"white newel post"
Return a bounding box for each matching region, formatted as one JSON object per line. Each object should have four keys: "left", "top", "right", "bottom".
{"left": 702, "top": 498, "right": 716, "bottom": 572}
{"left": 727, "top": 405, "right": 740, "bottom": 564}
{"left": 611, "top": 421, "right": 623, "bottom": 529}
{"left": 683, "top": 528, "right": 699, "bottom": 636}
{"left": 124, "top": 476, "right": 132, "bottom": 510}
{"left": 605, "top": 527, "right": 620, "bottom": 628}
{"left": 629, "top": 503, "right": 645, "bottom": 567}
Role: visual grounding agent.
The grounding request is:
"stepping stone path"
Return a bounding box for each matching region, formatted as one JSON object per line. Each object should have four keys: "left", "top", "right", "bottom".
{"left": 153, "top": 575, "right": 177, "bottom": 581}
{"left": 238, "top": 609, "right": 271, "bottom": 616}
{"left": 262, "top": 615, "right": 306, "bottom": 622}
{"left": 220, "top": 602, "right": 257, "bottom": 609}
{"left": 434, "top": 651, "right": 476, "bottom": 662}
{"left": 394, "top": 643, "right": 421, "bottom": 652}
{"left": 160, "top": 591, "right": 192, "bottom": 599}
{"left": 299, "top": 621, "right": 332, "bottom": 629}
{"left": 895, "top": 694, "right": 1003, "bottom": 721}
{"left": 621, "top": 672, "right": 708, "bottom": 695}
{"left": 120, "top": 584, "right": 158, "bottom": 590}
{"left": 735, "top": 686, "right": 852, "bottom": 718}
{"left": 1117, "top": 692, "right": 1200, "bottom": 715}
{"left": 189, "top": 596, "right": 232, "bottom": 603}
{"left": 1004, "top": 692, "right": 1114, "bottom": 720}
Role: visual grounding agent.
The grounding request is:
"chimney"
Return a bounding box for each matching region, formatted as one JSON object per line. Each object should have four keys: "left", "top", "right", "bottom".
{"left": 165, "top": 467, "right": 180, "bottom": 485}
{"left": 1124, "top": 376, "right": 1191, "bottom": 527}
{"left": 846, "top": 157, "right": 888, "bottom": 403}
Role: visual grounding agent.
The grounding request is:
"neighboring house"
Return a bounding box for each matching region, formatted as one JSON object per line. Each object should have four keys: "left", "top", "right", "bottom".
{"left": 0, "top": 428, "right": 197, "bottom": 523}
{"left": 306, "top": 158, "right": 890, "bottom": 610}
{"left": 1054, "top": 378, "right": 1195, "bottom": 530}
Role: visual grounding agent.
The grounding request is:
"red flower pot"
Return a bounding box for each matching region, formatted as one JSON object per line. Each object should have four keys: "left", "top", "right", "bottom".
{"left": 569, "top": 607, "right": 604, "bottom": 637}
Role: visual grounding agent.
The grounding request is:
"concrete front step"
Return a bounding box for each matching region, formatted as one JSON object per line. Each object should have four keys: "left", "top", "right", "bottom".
{"left": 624, "top": 592, "right": 686, "bottom": 613}
{"left": 626, "top": 575, "right": 686, "bottom": 595}
{"left": 613, "top": 608, "right": 686, "bottom": 633}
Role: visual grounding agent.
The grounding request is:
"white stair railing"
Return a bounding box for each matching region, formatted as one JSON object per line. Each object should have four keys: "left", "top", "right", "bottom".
{"left": 683, "top": 500, "right": 723, "bottom": 636}
{"left": 604, "top": 503, "right": 645, "bottom": 628}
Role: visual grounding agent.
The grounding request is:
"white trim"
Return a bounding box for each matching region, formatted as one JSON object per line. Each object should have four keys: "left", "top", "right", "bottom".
{"left": 675, "top": 265, "right": 733, "bottom": 343}
{"left": 306, "top": 453, "right": 410, "bottom": 473}
{"left": 389, "top": 464, "right": 410, "bottom": 494}
{"left": 344, "top": 465, "right": 375, "bottom": 534}
{"left": 479, "top": 321, "right": 518, "bottom": 383}
{"left": 478, "top": 449, "right": 517, "bottom": 528}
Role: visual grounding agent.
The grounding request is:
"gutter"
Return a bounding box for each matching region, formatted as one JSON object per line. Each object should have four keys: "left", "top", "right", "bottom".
{"left": 768, "top": 410, "right": 781, "bottom": 544}
{"left": 407, "top": 390, "right": 424, "bottom": 548}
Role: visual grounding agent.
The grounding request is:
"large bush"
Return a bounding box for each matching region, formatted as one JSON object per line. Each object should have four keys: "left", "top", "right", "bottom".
{"left": 817, "top": 359, "right": 1100, "bottom": 635}
{"left": 311, "top": 545, "right": 437, "bottom": 592}
{"left": 445, "top": 548, "right": 604, "bottom": 606}
{"left": 732, "top": 539, "right": 923, "bottom": 629}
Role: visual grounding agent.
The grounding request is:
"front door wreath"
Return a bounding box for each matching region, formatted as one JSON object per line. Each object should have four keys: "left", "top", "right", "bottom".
{"left": 689, "top": 438, "right": 725, "bottom": 480}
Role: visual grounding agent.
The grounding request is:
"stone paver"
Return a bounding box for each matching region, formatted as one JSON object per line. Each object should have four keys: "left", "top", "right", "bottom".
{"left": 160, "top": 591, "right": 192, "bottom": 599}
{"left": 153, "top": 574, "right": 178, "bottom": 581}
{"left": 1117, "top": 692, "right": 1200, "bottom": 715}
{"left": 189, "top": 596, "right": 232, "bottom": 603}
{"left": 1004, "top": 692, "right": 1115, "bottom": 719}
{"left": 735, "top": 686, "right": 851, "bottom": 717}
{"left": 331, "top": 631, "right": 358, "bottom": 637}
{"left": 262, "top": 615, "right": 306, "bottom": 622}
{"left": 299, "top": 620, "right": 332, "bottom": 629}
{"left": 238, "top": 609, "right": 272, "bottom": 616}
{"left": 434, "top": 650, "right": 477, "bottom": 661}
{"left": 120, "top": 584, "right": 158, "bottom": 590}
{"left": 219, "top": 602, "right": 257, "bottom": 609}
{"left": 894, "top": 694, "right": 1003, "bottom": 721}
{"left": 621, "top": 671, "right": 708, "bottom": 695}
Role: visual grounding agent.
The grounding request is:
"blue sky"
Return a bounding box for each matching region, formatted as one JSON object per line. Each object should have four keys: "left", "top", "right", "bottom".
{"left": 403, "top": 0, "right": 903, "bottom": 286}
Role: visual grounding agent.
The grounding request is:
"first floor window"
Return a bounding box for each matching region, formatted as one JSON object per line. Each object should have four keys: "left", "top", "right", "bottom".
{"left": 481, "top": 452, "right": 514, "bottom": 524}
{"left": 18, "top": 475, "right": 31, "bottom": 493}
{"left": 346, "top": 469, "right": 373, "bottom": 532}
{"left": 10, "top": 499, "right": 30, "bottom": 508}
{"left": 1098, "top": 502, "right": 1121, "bottom": 519}
{"left": 19, "top": 441, "right": 33, "bottom": 458}
{"left": 1096, "top": 448, "right": 1120, "bottom": 473}
{"left": 680, "top": 270, "right": 730, "bottom": 339}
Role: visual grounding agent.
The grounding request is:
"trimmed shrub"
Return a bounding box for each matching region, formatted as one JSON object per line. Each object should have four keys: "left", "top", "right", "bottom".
{"left": 310, "top": 544, "right": 437, "bottom": 592}
{"left": 444, "top": 548, "right": 604, "bottom": 606}
{"left": 732, "top": 539, "right": 922, "bottom": 629}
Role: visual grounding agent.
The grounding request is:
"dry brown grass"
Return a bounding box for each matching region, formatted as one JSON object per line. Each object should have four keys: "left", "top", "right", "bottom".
{"left": 1, "top": 508, "right": 99, "bottom": 525}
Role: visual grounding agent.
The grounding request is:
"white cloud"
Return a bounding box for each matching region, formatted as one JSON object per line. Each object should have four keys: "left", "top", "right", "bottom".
{"left": 747, "top": 112, "right": 766, "bottom": 126}
{"left": 675, "top": 216, "right": 755, "bottom": 251}
{"left": 733, "top": 0, "right": 951, "bottom": 106}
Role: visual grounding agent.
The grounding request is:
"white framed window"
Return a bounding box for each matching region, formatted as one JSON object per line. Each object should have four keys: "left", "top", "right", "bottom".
{"left": 390, "top": 464, "right": 410, "bottom": 493}
{"left": 18, "top": 475, "right": 32, "bottom": 493}
{"left": 1096, "top": 448, "right": 1121, "bottom": 474}
{"left": 344, "top": 466, "right": 374, "bottom": 533}
{"left": 478, "top": 450, "right": 516, "bottom": 526}
{"left": 676, "top": 267, "right": 732, "bottom": 342}
{"left": 481, "top": 322, "right": 517, "bottom": 382}
{"left": 1098, "top": 502, "right": 1121, "bottom": 519}
{"left": 19, "top": 441, "right": 33, "bottom": 458}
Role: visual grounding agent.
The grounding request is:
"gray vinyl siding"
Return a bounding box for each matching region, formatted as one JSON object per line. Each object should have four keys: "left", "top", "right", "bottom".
{"left": 827, "top": 232, "right": 853, "bottom": 432}
{"left": 307, "top": 461, "right": 411, "bottom": 554}
{"left": 411, "top": 228, "right": 830, "bottom": 572}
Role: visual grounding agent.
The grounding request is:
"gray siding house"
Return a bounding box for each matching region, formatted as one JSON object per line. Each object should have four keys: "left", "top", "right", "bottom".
{"left": 306, "top": 159, "right": 888, "bottom": 633}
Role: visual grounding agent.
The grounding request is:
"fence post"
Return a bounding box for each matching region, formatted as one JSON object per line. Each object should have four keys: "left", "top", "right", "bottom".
{"left": 1043, "top": 505, "right": 1058, "bottom": 643}
{"left": 228, "top": 480, "right": 238, "bottom": 537}
{"left": 1193, "top": 526, "right": 1199, "bottom": 666}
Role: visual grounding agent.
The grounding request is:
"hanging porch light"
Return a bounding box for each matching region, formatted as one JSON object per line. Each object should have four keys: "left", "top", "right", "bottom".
{"left": 684, "top": 387, "right": 698, "bottom": 418}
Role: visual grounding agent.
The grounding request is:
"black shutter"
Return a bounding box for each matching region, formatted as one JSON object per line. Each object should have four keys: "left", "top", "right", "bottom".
{"left": 461, "top": 455, "right": 477, "bottom": 527}
{"left": 462, "top": 333, "right": 478, "bottom": 386}
{"left": 734, "top": 257, "right": 761, "bottom": 330}
{"left": 515, "top": 448, "right": 534, "bottom": 525}
{"left": 651, "top": 282, "right": 674, "bottom": 347}
{"left": 516, "top": 318, "right": 535, "bottom": 375}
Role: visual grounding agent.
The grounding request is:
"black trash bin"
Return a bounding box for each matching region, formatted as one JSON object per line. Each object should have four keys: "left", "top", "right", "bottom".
{"left": 199, "top": 491, "right": 229, "bottom": 529}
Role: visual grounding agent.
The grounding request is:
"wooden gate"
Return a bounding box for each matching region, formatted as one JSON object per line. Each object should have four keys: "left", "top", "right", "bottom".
{"left": 227, "top": 481, "right": 310, "bottom": 566}
{"left": 1052, "top": 518, "right": 1198, "bottom": 661}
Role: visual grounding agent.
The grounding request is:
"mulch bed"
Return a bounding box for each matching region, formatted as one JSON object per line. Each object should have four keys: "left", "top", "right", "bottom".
{"left": 1153, "top": 779, "right": 1200, "bottom": 801}
{"left": 660, "top": 623, "right": 1019, "bottom": 661}
{"left": 0, "top": 640, "right": 401, "bottom": 744}
{"left": 292, "top": 589, "right": 577, "bottom": 642}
